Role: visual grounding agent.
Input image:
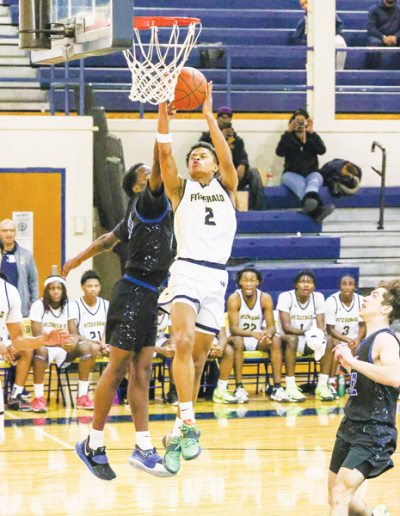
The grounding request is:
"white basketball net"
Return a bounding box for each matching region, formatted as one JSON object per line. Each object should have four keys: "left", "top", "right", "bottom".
{"left": 123, "top": 22, "right": 201, "bottom": 105}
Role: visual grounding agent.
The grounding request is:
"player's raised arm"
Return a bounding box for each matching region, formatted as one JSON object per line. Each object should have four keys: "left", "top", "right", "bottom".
{"left": 150, "top": 105, "right": 178, "bottom": 194}
{"left": 63, "top": 231, "right": 120, "bottom": 278}
{"left": 157, "top": 101, "right": 184, "bottom": 209}
{"left": 202, "top": 82, "right": 238, "bottom": 199}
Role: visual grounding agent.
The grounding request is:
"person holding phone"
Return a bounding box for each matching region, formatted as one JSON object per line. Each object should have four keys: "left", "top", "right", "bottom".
{"left": 199, "top": 106, "right": 267, "bottom": 210}
{"left": 276, "top": 108, "right": 335, "bottom": 222}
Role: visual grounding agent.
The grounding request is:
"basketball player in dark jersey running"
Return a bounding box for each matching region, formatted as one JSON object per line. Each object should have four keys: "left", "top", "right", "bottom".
{"left": 63, "top": 138, "right": 175, "bottom": 481}
{"left": 328, "top": 280, "right": 400, "bottom": 516}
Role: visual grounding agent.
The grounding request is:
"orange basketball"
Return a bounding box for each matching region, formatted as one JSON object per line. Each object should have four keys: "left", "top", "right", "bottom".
{"left": 172, "top": 67, "right": 207, "bottom": 111}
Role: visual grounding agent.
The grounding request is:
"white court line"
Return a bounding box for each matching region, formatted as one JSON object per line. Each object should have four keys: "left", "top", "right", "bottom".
{"left": 5, "top": 410, "right": 74, "bottom": 450}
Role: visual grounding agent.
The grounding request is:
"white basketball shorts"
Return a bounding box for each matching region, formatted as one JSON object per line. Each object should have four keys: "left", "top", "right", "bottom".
{"left": 47, "top": 346, "right": 70, "bottom": 369}
{"left": 158, "top": 259, "right": 228, "bottom": 335}
{"left": 243, "top": 337, "right": 258, "bottom": 351}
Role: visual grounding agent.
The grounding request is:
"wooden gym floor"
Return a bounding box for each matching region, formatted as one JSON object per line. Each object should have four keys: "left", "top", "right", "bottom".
{"left": 2, "top": 386, "right": 400, "bottom": 516}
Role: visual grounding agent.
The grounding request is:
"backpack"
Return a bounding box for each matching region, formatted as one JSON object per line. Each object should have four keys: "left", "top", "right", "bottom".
{"left": 319, "top": 159, "right": 362, "bottom": 198}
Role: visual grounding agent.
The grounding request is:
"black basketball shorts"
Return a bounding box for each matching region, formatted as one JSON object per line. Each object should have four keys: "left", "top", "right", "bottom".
{"left": 329, "top": 417, "right": 397, "bottom": 479}
{"left": 106, "top": 278, "right": 158, "bottom": 353}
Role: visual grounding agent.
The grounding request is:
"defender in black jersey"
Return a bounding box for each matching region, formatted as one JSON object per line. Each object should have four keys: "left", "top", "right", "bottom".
{"left": 63, "top": 138, "right": 175, "bottom": 481}
{"left": 328, "top": 281, "right": 400, "bottom": 516}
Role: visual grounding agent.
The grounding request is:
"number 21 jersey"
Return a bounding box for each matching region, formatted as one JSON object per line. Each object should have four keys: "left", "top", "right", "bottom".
{"left": 174, "top": 178, "right": 237, "bottom": 265}
{"left": 71, "top": 297, "right": 109, "bottom": 341}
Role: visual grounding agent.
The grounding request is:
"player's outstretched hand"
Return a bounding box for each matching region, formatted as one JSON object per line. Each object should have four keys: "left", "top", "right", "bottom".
{"left": 334, "top": 344, "right": 355, "bottom": 373}
{"left": 202, "top": 81, "right": 213, "bottom": 119}
{"left": 0, "top": 341, "right": 16, "bottom": 365}
{"left": 63, "top": 256, "right": 82, "bottom": 278}
{"left": 167, "top": 103, "right": 178, "bottom": 120}
{"left": 42, "top": 329, "right": 71, "bottom": 348}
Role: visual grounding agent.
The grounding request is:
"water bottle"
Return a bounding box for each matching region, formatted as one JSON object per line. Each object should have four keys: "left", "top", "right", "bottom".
{"left": 267, "top": 173, "right": 274, "bottom": 186}
{"left": 337, "top": 371, "right": 346, "bottom": 397}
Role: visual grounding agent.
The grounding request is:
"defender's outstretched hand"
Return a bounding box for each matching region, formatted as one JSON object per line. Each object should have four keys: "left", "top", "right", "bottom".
{"left": 42, "top": 329, "right": 71, "bottom": 347}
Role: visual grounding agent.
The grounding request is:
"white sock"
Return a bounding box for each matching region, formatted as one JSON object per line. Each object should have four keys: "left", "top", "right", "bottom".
{"left": 217, "top": 379, "right": 228, "bottom": 390}
{"left": 171, "top": 417, "right": 183, "bottom": 437}
{"left": 285, "top": 376, "right": 296, "bottom": 388}
{"left": 328, "top": 377, "right": 336, "bottom": 385}
{"left": 136, "top": 431, "right": 153, "bottom": 451}
{"left": 318, "top": 374, "right": 329, "bottom": 387}
{"left": 34, "top": 384, "right": 44, "bottom": 399}
{"left": 78, "top": 380, "right": 89, "bottom": 398}
{"left": 89, "top": 427, "right": 104, "bottom": 450}
{"left": 179, "top": 401, "right": 195, "bottom": 423}
{"left": 12, "top": 384, "right": 24, "bottom": 398}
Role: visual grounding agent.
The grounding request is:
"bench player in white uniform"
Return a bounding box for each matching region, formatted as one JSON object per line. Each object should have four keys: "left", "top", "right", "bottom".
{"left": 157, "top": 82, "right": 237, "bottom": 475}
{"left": 71, "top": 270, "right": 109, "bottom": 351}
{"left": 325, "top": 274, "right": 366, "bottom": 394}
{"left": 277, "top": 270, "right": 335, "bottom": 402}
{"left": 0, "top": 237, "right": 70, "bottom": 444}
{"left": 30, "top": 276, "right": 100, "bottom": 413}
{"left": 214, "top": 267, "right": 290, "bottom": 404}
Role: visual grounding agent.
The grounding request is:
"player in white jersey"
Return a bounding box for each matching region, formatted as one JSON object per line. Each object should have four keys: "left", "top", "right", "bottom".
{"left": 0, "top": 238, "right": 70, "bottom": 444}
{"left": 30, "top": 276, "right": 100, "bottom": 413}
{"left": 157, "top": 82, "right": 238, "bottom": 474}
{"left": 325, "top": 274, "right": 366, "bottom": 393}
{"left": 214, "top": 267, "right": 290, "bottom": 404}
{"left": 277, "top": 270, "right": 335, "bottom": 402}
{"left": 71, "top": 270, "right": 109, "bottom": 348}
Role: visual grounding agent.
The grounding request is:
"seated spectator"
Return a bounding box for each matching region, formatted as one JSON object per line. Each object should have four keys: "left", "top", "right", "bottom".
{"left": 199, "top": 107, "right": 267, "bottom": 210}
{"left": 291, "top": 0, "right": 347, "bottom": 70}
{"left": 30, "top": 276, "right": 100, "bottom": 413}
{"left": 319, "top": 159, "right": 361, "bottom": 198}
{"left": 325, "top": 274, "right": 366, "bottom": 393}
{"left": 276, "top": 270, "right": 335, "bottom": 402}
{"left": 213, "top": 267, "right": 289, "bottom": 404}
{"left": 276, "top": 109, "right": 335, "bottom": 222}
{"left": 154, "top": 310, "right": 178, "bottom": 405}
{"left": 366, "top": 0, "right": 400, "bottom": 69}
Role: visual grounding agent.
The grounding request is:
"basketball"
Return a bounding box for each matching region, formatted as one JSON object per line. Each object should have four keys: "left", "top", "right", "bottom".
{"left": 172, "top": 67, "right": 207, "bottom": 111}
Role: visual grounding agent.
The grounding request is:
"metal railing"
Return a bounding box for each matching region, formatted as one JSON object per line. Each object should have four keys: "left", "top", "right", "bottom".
{"left": 371, "top": 141, "right": 387, "bottom": 230}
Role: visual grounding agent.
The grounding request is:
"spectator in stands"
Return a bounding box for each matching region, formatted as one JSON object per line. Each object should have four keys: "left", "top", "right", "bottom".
{"left": 30, "top": 276, "right": 100, "bottom": 413}
{"left": 275, "top": 109, "right": 335, "bottom": 222}
{"left": 199, "top": 107, "right": 267, "bottom": 210}
{"left": 291, "top": 0, "right": 347, "bottom": 70}
{"left": 213, "top": 267, "right": 290, "bottom": 404}
{"left": 366, "top": 0, "right": 400, "bottom": 69}
{"left": 0, "top": 219, "right": 39, "bottom": 317}
{"left": 276, "top": 270, "right": 335, "bottom": 402}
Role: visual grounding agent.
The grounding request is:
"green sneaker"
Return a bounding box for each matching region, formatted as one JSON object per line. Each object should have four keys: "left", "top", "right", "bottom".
{"left": 181, "top": 421, "right": 201, "bottom": 461}
{"left": 162, "top": 435, "right": 182, "bottom": 475}
{"left": 212, "top": 387, "right": 239, "bottom": 404}
{"left": 285, "top": 385, "right": 306, "bottom": 403}
{"left": 315, "top": 384, "right": 335, "bottom": 402}
{"left": 372, "top": 505, "right": 390, "bottom": 516}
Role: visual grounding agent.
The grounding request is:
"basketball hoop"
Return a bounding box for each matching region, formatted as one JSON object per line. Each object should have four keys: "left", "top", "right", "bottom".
{"left": 123, "top": 16, "right": 201, "bottom": 105}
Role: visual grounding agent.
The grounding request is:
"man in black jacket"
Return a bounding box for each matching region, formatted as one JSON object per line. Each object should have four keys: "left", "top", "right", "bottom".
{"left": 366, "top": 0, "right": 400, "bottom": 69}
{"left": 276, "top": 109, "right": 335, "bottom": 222}
{"left": 199, "top": 107, "right": 266, "bottom": 210}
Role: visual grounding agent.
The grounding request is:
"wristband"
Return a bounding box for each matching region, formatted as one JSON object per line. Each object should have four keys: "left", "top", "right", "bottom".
{"left": 156, "top": 132, "right": 172, "bottom": 143}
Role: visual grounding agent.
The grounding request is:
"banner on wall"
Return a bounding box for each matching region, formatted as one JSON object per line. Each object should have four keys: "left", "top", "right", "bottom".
{"left": 13, "top": 211, "right": 34, "bottom": 254}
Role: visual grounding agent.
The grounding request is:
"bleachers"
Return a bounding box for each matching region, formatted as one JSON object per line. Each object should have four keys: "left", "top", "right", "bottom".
{"left": 29, "top": 0, "right": 399, "bottom": 113}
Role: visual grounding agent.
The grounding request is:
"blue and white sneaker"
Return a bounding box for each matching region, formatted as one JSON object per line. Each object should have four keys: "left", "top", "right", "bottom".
{"left": 128, "top": 445, "right": 175, "bottom": 477}
{"left": 75, "top": 438, "right": 116, "bottom": 482}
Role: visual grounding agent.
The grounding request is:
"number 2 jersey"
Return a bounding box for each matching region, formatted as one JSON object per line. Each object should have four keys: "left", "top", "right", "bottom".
{"left": 174, "top": 178, "right": 237, "bottom": 264}
{"left": 70, "top": 297, "right": 109, "bottom": 341}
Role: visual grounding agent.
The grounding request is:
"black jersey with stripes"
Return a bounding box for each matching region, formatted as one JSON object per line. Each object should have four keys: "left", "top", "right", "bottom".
{"left": 345, "top": 328, "right": 400, "bottom": 426}
{"left": 113, "top": 183, "right": 174, "bottom": 288}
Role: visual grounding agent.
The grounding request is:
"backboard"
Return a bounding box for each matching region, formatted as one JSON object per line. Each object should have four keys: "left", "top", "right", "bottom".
{"left": 24, "top": 0, "right": 134, "bottom": 65}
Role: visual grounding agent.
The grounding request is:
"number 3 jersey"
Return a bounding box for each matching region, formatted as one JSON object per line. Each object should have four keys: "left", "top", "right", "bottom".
{"left": 325, "top": 291, "right": 363, "bottom": 340}
{"left": 70, "top": 297, "right": 109, "bottom": 341}
{"left": 174, "top": 178, "right": 237, "bottom": 264}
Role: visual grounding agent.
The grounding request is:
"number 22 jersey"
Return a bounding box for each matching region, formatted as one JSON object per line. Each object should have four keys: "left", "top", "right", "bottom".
{"left": 174, "top": 178, "right": 237, "bottom": 265}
